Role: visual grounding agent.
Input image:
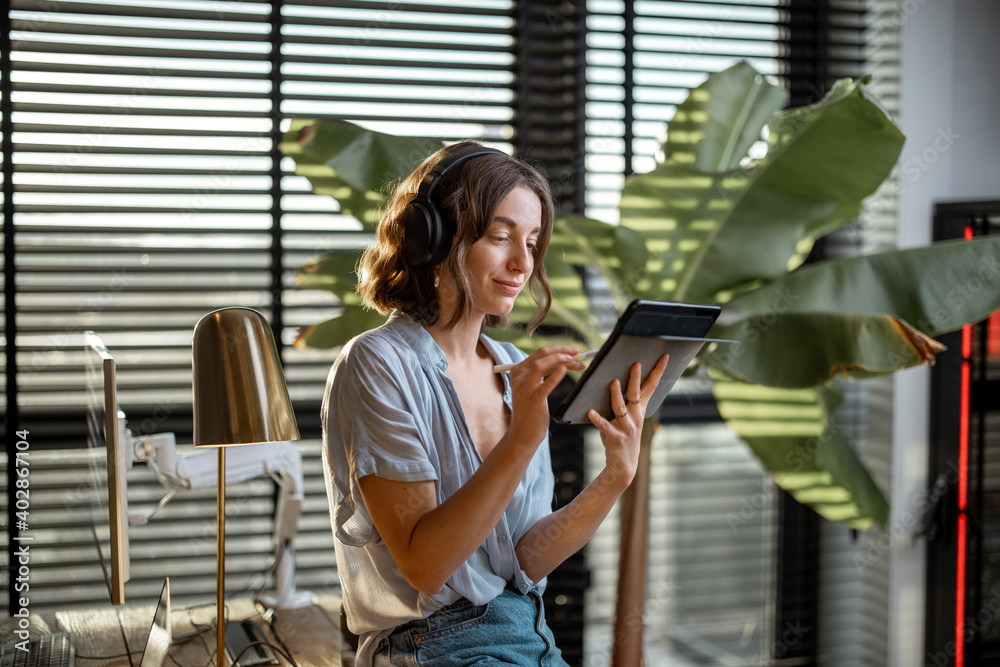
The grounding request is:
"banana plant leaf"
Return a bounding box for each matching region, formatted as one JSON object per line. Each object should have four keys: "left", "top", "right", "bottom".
{"left": 285, "top": 120, "right": 626, "bottom": 350}
{"left": 701, "top": 235, "right": 1000, "bottom": 387}
{"left": 619, "top": 66, "right": 905, "bottom": 303}
{"left": 711, "top": 373, "right": 888, "bottom": 529}
{"left": 705, "top": 312, "right": 945, "bottom": 388}
{"left": 296, "top": 251, "right": 367, "bottom": 303}
{"left": 279, "top": 118, "right": 440, "bottom": 229}
{"left": 723, "top": 235, "right": 1000, "bottom": 336}
{"left": 665, "top": 60, "right": 788, "bottom": 172}
{"left": 296, "top": 306, "right": 389, "bottom": 350}
{"left": 553, "top": 211, "right": 652, "bottom": 310}
{"left": 280, "top": 63, "right": 997, "bottom": 531}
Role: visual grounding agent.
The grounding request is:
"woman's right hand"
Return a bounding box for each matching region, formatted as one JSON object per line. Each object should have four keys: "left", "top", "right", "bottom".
{"left": 506, "top": 346, "right": 586, "bottom": 449}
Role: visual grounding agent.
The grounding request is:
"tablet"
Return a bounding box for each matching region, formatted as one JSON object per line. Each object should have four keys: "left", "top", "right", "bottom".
{"left": 552, "top": 300, "right": 729, "bottom": 424}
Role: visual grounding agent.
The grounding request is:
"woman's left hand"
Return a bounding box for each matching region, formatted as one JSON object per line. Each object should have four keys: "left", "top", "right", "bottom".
{"left": 586, "top": 353, "right": 670, "bottom": 490}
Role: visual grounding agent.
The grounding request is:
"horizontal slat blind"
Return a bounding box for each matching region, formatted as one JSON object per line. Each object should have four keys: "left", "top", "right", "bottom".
{"left": 3, "top": 0, "right": 517, "bottom": 617}
{"left": 2, "top": 3, "right": 890, "bottom": 664}
{"left": 8, "top": 0, "right": 518, "bottom": 427}
{"left": 817, "top": 1, "right": 899, "bottom": 664}
{"left": 583, "top": 3, "right": 783, "bottom": 662}
{"left": 581, "top": 1, "right": 881, "bottom": 663}
{"left": 584, "top": 0, "right": 782, "bottom": 223}
{"left": 585, "top": 423, "right": 777, "bottom": 663}
{"left": 10, "top": 0, "right": 277, "bottom": 427}
{"left": 277, "top": 0, "right": 517, "bottom": 410}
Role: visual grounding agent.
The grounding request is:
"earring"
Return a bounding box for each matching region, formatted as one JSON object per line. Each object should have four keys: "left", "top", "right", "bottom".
{"left": 434, "top": 273, "right": 440, "bottom": 288}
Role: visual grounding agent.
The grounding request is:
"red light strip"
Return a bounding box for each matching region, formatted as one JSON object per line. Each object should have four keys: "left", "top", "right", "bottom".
{"left": 957, "top": 512, "right": 967, "bottom": 667}
{"left": 955, "top": 318, "right": 973, "bottom": 666}
{"left": 958, "top": 357, "right": 970, "bottom": 511}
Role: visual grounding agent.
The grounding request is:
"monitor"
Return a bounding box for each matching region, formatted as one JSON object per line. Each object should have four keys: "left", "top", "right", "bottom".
{"left": 82, "top": 331, "right": 307, "bottom": 611}
{"left": 84, "top": 331, "right": 131, "bottom": 606}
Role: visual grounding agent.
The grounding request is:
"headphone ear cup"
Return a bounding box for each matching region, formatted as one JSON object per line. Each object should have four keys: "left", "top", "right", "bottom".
{"left": 400, "top": 144, "right": 502, "bottom": 267}
{"left": 401, "top": 201, "right": 439, "bottom": 267}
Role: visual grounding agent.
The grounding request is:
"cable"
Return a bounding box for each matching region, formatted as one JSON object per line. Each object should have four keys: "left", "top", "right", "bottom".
{"left": 252, "top": 542, "right": 290, "bottom": 605}
{"left": 128, "top": 488, "right": 179, "bottom": 526}
{"left": 75, "top": 650, "right": 137, "bottom": 660}
{"left": 253, "top": 599, "right": 301, "bottom": 667}
{"left": 230, "top": 640, "right": 297, "bottom": 667}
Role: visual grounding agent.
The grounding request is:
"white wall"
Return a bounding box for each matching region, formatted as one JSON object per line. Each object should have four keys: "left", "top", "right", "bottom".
{"left": 892, "top": 1, "right": 1000, "bottom": 665}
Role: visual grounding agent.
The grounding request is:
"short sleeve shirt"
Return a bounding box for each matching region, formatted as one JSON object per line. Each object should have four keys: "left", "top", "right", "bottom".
{"left": 321, "top": 312, "right": 555, "bottom": 664}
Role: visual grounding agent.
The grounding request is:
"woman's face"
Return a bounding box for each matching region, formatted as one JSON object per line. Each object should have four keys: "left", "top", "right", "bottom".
{"left": 442, "top": 186, "right": 542, "bottom": 322}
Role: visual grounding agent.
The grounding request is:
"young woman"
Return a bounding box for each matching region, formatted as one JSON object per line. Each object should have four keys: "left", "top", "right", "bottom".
{"left": 322, "top": 141, "right": 669, "bottom": 666}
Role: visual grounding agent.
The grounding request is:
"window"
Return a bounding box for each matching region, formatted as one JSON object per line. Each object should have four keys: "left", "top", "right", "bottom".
{"left": 2, "top": 2, "right": 880, "bottom": 664}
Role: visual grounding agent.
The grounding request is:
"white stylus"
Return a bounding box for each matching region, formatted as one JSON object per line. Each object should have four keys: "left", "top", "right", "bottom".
{"left": 492, "top": 349, "right": 599, "bottom": 373}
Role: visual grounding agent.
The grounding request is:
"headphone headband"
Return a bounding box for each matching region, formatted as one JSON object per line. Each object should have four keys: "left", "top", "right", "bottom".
{"left": 400, "top": 144, "right": 505, "bottom": 267}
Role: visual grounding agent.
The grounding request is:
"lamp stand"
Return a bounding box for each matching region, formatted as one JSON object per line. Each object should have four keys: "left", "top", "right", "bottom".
{"left": 217, "top": 447, "right": 227, "bottom": 667}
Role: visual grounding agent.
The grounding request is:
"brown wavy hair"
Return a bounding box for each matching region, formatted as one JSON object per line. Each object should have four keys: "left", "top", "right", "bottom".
{"left": 357, "top": 141, "right": 554, "bottom": 333}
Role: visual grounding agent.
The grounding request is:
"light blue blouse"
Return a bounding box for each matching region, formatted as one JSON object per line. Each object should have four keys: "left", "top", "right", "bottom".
{"left": 321, "top": 311, "right": 555, "bottom": 664}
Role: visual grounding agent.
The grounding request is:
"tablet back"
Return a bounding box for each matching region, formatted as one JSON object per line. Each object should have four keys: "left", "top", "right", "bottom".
{"left": 553, "top": 300, "right": 726, "bottom": 424}
{"left": 556, "top": 335, "right": 709, "bottom": 424}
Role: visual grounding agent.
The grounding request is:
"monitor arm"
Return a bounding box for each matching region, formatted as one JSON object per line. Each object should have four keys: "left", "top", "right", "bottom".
{"left": 127, "top": 431, "right": 311, "bottom": 609}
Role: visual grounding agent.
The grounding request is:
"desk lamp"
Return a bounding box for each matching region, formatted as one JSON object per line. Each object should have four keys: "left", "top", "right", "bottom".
{"left": 192, "top": 308, "right": 300, "bottom": 666}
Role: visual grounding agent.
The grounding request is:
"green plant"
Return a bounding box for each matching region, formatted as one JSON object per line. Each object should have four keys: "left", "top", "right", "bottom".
{"left": 281, "top": 62, "right": 1000, "bottom": 531}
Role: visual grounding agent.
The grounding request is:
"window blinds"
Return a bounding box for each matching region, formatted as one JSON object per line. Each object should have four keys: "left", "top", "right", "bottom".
{"left": 2, "top": 5, "right": 885, "bottom": 665}
{"left": 2, "top": 0, "right": 518, "bottom": 618}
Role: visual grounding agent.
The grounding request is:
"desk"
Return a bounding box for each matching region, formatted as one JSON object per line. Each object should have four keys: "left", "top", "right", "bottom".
{"left": 55, "top": 594, "right": 353, "bottom": 666}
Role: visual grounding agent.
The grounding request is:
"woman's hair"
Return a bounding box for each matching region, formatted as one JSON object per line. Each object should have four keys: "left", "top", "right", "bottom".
{"left": 357, "top": 141, "right": 554, "bottom": 333}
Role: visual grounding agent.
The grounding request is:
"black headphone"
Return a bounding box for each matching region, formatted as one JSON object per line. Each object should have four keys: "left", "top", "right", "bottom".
{"left": 399, "top": 144, "right": 505, "bottom": 267}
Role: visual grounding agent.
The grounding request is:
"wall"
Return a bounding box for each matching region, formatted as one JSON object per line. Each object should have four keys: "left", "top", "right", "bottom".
{"left": 893, "top": 0, "right": 1000, "bottom": 664}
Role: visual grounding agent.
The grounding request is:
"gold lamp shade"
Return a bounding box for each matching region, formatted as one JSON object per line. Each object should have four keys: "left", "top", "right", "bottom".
{"left": 192, "top": 307, "right": 300, "bottom": 447}
{"left": 191, "top": 307, "right": 300, "bottom": 665}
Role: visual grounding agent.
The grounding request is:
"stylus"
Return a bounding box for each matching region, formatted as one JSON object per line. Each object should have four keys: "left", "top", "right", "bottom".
{"left": 492, "top": 349, "right": 598, "bottom": 373}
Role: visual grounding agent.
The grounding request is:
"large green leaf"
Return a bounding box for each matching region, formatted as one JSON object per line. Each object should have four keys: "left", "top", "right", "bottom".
{"left": 296, "top": 251, "right": 367, "bottom": 303}
{"left": 764, "top": 78, "right": 901, "bottom": 239}
{"left": 727, "top": 235, "right": 1000, "bottom": 336}
{"left": 294, "top": 306, "right": 388, "bottom": 350}
{"left": 280, "top": 119, "right": 442, "bottom": 229}
{"left": 705, "top": 312, "right": 945, "bottom": 388}
{"left": 620, "top": 73, "right": 905, "bottom": 303}
{"left": 712, "top": 374, "right": 888, "bottom": 529}
{"left": 551, "top": 211, "right": 652, "bottom": 310}
{"left": 665, "top": 61, "right": 788, "bottom": 172}
{"left": 618, "top": 164, "right": 734, "bottom": 300}
{"left": 281, "top": 66, "right": 921, "bottom": 532}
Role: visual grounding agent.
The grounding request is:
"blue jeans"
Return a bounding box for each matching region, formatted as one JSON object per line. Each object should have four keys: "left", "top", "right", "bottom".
{"left": 372, "top": 587, "right": 568, "bottom": 666}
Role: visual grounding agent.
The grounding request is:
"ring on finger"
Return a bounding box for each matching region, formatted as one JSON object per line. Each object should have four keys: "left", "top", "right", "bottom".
{"left": 627, "top": 399, "right": 641, "bottom": 405}
{"left": 615, "top": 410, "right": 628, "bottom": 419}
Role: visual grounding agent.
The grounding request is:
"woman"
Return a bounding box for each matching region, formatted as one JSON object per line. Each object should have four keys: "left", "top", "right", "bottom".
{"left": 322, "top": 141, "right": 669, "bottom": 665}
